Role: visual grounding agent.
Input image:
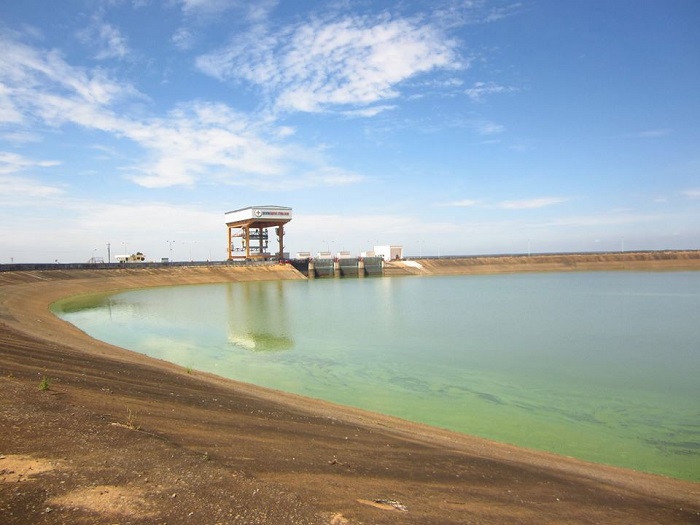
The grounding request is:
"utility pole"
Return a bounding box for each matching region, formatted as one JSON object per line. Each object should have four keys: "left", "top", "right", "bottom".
{"left": 167, "top": 240, "right": 175, "bottom": 261}
{"left": 107, "top": 243, "right": 111, "bottom": 263}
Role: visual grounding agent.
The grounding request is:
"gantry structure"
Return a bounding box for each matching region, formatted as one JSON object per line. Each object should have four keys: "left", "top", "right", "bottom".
{"left": 225, "top": 206, "right": 292, "bottom": 260}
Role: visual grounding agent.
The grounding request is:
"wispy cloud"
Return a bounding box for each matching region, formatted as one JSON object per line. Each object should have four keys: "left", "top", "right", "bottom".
{"left": 0, "top": 174, "right": 64, "bottom": 205}
{"left": 464, "top": 81, "right": 517, "bottom": 102}
{"left": 77, "top": 18, "right": 130, "bottom": 60}
{"left": 0, "top": 33, "right": 360, "bottom": 189}
{"left": 438, "top": 196, "right": 567, "bottom": 210}
{"left": 0, "top": 152, "right": 65, "bottom": 208}
{"left": 0, "top": 151, "right": 60, "bottom": 175}
{"left": 0, "top": 131, "right": 42, "bottom": 143}
{"left": 0, "top": 34, "right": 141, "bottom": 114}
{"left": 341, "top": 105, "right": 397, "bottom": 118}
{"left": 469, "top": 119, "right": 505, "bottom": 135}
{"left": 438, "top": 199, "right": 479, "bottom": 208}
{"left": 178, "top": 0, "right": 240, "bottom": 16}
{"left": 196, "top": 12, "right": 463, "bottom": 113}
{"left": 171, "top": 27, "right": 195, "bottom": 50}
{"left": 683, "top": 189, "right": 700, "bottom": 199}
{"left": 482, "top": 3, "right": 523, "bottom": 23}
{"left": 497, "top": 197, "right": 568, "bottom": 210}
{"left": 178, "top": 0, "right": 276, "bottom": 19}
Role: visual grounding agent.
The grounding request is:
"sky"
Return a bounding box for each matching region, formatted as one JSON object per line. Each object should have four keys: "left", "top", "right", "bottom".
{"left": 1, "top": 0, "right": 699, "bottom": 263}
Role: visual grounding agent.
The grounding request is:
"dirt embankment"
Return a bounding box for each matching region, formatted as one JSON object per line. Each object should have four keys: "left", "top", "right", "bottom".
{"left": 385, "top": 250, "right": 700, "bottom": 276}
{"left": 1, "top": 259, "right": 699, "bottom": 525}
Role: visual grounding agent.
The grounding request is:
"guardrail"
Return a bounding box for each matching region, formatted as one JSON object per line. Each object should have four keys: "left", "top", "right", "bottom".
{"left": 0, "top": 260, "right": 269, "bottom": 272}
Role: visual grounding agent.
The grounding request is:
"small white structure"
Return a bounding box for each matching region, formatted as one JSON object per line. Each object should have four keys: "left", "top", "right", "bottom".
{"left": 374, "top": 245, "right": 403, "bottom": 261}
{"left": 116, "top": 252, "right": 146, "bottom": 263}
{"left": 336, "top": 251, "right": 354, "bottom": 259}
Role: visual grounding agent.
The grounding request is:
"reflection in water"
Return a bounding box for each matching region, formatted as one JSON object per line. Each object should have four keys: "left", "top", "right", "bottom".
{"left": 226, "top": 281, "right": 294, "bottom": 352}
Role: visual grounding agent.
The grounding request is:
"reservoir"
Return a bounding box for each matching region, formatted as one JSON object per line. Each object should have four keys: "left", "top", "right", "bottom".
{"left": 53, "top": 271, "right": 700, "bottom": 481}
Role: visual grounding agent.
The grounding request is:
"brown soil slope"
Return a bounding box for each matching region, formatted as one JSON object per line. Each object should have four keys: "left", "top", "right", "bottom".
{"left": 386, "top": 250, "right": 700, "bottom": 275}
{"left": 1, "top": 261, "right": 699, "bottom": 524}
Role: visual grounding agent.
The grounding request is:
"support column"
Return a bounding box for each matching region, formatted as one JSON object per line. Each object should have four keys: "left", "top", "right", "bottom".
{"left": 227, "top": 226, "right": 233, "bottom": 260}
{"left": 276, "top": 226, "right": 284, "bottom": 260}
{"left": 334, "top": 259, "right": 341, "bottom": 278}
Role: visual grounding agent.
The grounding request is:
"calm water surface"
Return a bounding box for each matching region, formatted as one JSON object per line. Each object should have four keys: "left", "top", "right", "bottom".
{"left": 53, "top": 272, "right": 700, "bottom": 481}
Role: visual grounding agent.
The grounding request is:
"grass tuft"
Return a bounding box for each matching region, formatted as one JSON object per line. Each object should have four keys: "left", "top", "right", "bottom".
{"left": 38, "top": 375, "right": 51, "bottom": 391}
{"left": 125, "top": 408, "right": 141, "bottom": 431}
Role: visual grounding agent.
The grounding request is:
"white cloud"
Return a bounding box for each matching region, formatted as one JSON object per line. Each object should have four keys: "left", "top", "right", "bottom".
{"left": 0, "top": 34, "right": 360, "bottom": 190}
{"left": 470, "top": 119, "right": 505, "bottom": 135}
{"left": 482, "top": 4, "right": 523, "bottom": 23}
{"left": 196, "top": 13, "right": 462, "bottom": 113}
{"left": 178, "top": 0, "right": 234, "bottom": 15}
{"left": 177, "top": 0, "right": 278, "bottom": 21}
{"left": 498, "top": 197, "right": 568, "bottom": 210}
{"left": 171, "top": 27, "right": 195, "bottom": 50}
{"left": 341, "top": 105, "right": 397, "bottom": 118}
{"left": 0, "top": 130, "right": 42, "bottom": 143}
{"left": 77, "top": 19, "right": 130, "bottom": 60}
{"left": 464, "top": 81, "right": 517, "bottom": 102}
{"left": 683, "top": 189, "right": 700, "bottom": 199}
{"left": 0, "top": 174, "right": 64, "bottom": 205}
{"left": 0, "top": 83, "right": 25, "bottom": 124}
{"left": 0, "top": 151, "right": 60, "bottom": 175}
{"left": 0, "top": 35, "right": 141, "bottom": 120}
{"left": 438, "top": 197, "right": 567, "bottom": 210}
{"left": 438, "top": 199, "right": 479, "bottom": 208}
{"left": 115, "top": 101, "right": 369, "bottom": 189}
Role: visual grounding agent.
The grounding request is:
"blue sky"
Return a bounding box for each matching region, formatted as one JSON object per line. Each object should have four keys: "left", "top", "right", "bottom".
{"left": 1, "top": 0, "right": 698, "bottom": 262}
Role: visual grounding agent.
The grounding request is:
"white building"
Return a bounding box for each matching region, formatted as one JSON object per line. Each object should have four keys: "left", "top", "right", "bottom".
{"left": 115, "top": 252, "right": 146, "bottom": 263}
{"left": 373, "top": 245, "right": 403, "bottom": 261}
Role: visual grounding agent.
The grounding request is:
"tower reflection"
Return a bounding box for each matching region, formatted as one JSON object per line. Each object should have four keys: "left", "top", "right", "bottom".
{"left": 226, "top": 281, "right": 294, "bottom": 352}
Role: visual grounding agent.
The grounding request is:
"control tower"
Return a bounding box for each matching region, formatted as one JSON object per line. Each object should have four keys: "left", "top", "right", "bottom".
{"left": 225, "top": 205, "right": 292, "bottom": 260}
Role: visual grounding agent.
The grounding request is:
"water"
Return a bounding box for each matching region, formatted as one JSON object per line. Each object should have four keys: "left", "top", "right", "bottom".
{"left": 52, "top": 272, "right": 700, "bottom": 481}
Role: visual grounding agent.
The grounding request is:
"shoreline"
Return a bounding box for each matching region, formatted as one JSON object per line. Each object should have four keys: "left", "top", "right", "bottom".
{"left": 1, "top": 257, "right": 699, "bottom": 524}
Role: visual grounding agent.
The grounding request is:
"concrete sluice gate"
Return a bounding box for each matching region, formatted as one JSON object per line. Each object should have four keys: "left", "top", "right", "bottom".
{"left": 293, "top": 257, "right": 384, "bottom": 278}
{"left": 313, "top": 259, "right": 335, "bottom": 277}
{"left": 362, "top": 257, "right": 384, "bottom": 276}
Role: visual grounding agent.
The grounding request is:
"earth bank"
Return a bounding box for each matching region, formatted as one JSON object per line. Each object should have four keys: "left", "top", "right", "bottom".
{"left": 1, "top": 255, "right": 699, "bottom": 524}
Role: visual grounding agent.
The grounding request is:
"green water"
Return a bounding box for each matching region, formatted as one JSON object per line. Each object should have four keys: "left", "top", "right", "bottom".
{"left": 52, "top": 272, "right": 700, "bottom": 481}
